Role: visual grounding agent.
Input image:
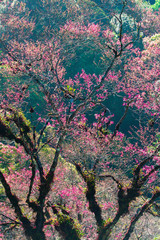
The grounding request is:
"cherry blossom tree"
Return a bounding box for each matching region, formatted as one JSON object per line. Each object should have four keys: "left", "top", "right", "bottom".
{"left": 0, "top": 0, "right": 160, "bottom": 239}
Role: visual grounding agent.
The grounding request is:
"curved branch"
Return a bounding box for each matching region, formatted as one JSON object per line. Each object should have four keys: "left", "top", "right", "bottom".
{"left": 123, "top": 190, "right": 160, "bottom": 240}
{"left": 133, "top": 144, "right": 160, "bottom": 186}
{"left": 111, "top": 101, "right": 131, "bottom": 140}
{"left": 99, "top": 174, "right": 122, "bottom": 188}
{"left": 139, "top": 165, "right": 160, "bottom": 186}
{"left": 0, "top": 170, "right": 34, "bottom": 238}
{"left": 38, "top": 131, "right": 65, "bottom": 204}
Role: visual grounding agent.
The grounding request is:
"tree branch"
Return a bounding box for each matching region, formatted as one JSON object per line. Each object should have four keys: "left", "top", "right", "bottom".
{"left": 133, "top": 144, "right": 160, "bottom": 186}
{"left": 111, "top": 101, "right": 131, "bottom": 140}
{"left": 99, "top": 174, "right": 122, "bottom": 188}
{"left": 0, "top": 170, "right": 34, "bottom": 238}
{"left": 75, "top": 163, "right": 104, "bottom": 228}
{"left": 123, "top": 190, "right": 160, "bottom": 240}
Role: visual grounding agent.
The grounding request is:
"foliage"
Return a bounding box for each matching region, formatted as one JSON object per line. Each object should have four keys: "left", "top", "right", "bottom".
{"left": 151, "top": 0, "right": 160, "bottom": 10}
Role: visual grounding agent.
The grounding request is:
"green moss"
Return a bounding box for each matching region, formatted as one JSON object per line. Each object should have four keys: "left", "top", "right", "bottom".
{"left": 0, "top": 117, "right": 17, "bottom": 141}
{"left": 84, "top": 170, "right": 95, "bottom": 179}
{"left": 57, "top": 213, "right": 83, "bottom": 239}
{"left": 153, "top": 235, "right": 160, "bottom": 240}
{"left": 10, "top": 109, "right": 31, "bottom": 133}
{"left": 0, "top": 185, "right": 5, "bottom": 195}
{"left": 105, "top": 218, "right": 112, "bottom": 224}
{"left": 150, "top": 33, "right": 160, "bottom": 41}
{"left": 151, "top": 0, "right": 160, "bottom": 10}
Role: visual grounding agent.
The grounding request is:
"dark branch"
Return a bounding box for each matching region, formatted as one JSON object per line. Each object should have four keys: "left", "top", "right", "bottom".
{"left": 123, "top": 190, "right": 160, "bottom": 240}
{"left": 0, "top": 170, "right": 34, "bottom": 237}
{"left": 99, "top": 174, "right": 122, "bottom": 188}
{"left": 111, "top": 101, "right": 130, "bottom": 140}
{"left": 75, "top": 163, "right": 104, "bottom": 228}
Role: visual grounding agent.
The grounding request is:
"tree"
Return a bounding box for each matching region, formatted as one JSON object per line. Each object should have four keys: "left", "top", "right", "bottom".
{"left": 0, "top": 0, "right": 160, "bottom": 239}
